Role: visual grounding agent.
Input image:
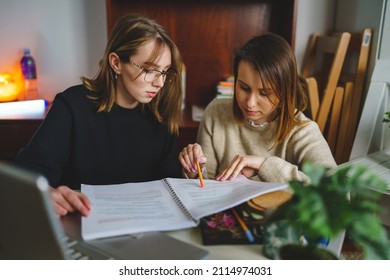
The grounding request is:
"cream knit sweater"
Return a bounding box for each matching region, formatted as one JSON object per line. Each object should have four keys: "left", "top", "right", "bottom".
{"left": 197, "top": 98, "right": 337, "bottom": 183}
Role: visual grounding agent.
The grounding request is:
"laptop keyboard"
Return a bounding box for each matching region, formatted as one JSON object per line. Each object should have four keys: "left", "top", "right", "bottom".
{"left": 63, "top": 236, "right": 114, "bottom": 260}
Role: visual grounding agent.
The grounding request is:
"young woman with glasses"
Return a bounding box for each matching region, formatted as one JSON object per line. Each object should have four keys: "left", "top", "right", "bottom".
{"left": 179, "top": 33, "right": 336, "bottom": 184}
{"left": 15, "top": 14, "right": 184, "bottom": 217}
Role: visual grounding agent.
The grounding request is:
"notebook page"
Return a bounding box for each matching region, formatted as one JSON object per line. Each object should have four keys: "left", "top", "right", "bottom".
{"left": 81, "top": 180, "right": 195, "bottom": 240}
{"left": 167, "top": 176, "right": 288, "bottom": 220}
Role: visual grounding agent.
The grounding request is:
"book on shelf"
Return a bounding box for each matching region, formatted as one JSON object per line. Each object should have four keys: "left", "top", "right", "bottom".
{"left": 216, "top": 93, "right": 234, "bottom": 99}
{"left": 81, "top": 175, "right": 287, "bottom": 240}
{"left": 216, "top": 76, "right": 234, "bottom": 99}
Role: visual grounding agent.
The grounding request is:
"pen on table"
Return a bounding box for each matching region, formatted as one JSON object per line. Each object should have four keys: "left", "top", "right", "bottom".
{"left": 196, "top": 161, "right": 205, "bottom": 188}
{"left": 232, "top": 208, "right": 255, "bottom": 243}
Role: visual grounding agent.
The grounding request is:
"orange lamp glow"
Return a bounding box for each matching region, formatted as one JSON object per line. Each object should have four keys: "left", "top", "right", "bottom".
{"left": 0, "top": 72, "right": 22, "bottom": 102}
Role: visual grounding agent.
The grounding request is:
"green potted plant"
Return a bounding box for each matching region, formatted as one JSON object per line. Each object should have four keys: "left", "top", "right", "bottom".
{"left": 264, "top": 161, "right": 390, "bottom": 259}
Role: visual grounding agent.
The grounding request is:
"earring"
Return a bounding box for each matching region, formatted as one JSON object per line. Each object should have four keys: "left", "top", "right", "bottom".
{"left": 111, "top": 64, "right": 119, "bottom": 79}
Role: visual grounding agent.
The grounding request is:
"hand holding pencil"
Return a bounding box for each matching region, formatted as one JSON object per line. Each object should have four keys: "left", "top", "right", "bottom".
{"left": 178, "top": 143, "right": 207, "bottom": 182}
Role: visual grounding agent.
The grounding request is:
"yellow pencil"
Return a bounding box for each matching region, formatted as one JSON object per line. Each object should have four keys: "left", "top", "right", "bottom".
{"left": 196, "top": 161, "right": 205, "bottom": 188}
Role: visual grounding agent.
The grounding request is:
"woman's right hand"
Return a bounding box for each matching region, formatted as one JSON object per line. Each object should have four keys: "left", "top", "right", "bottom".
{"left": 178, "top": 143, "right": 207, "bottom": 178}
{"left": 49, "top": 186, "right": 91, "bottom": 217}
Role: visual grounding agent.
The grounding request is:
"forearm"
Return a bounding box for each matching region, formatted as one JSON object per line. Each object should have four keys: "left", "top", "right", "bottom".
{"left": 258, "top": 156, "right": 309, "bottom": 183}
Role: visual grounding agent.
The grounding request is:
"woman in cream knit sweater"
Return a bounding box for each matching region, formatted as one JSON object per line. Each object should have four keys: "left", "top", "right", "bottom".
{"left": 179, "top": 33, "right": 336, "bottom": 184}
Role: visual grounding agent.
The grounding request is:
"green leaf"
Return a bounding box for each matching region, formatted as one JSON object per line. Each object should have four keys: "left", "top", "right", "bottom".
{"left": 265, "top": 161, "right": 390, "bottom": 259}
{"left": 383, "top": 111, "right": 390, "bottom": 127}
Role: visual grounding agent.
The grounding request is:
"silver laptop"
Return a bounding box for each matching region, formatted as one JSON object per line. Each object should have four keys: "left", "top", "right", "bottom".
{"left": 0, "top": 161, "right": 209, "bottom": 260}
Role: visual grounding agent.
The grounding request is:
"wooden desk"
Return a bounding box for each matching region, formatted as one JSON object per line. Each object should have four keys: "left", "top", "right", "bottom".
{"left": 0, "top": 106, "right": 199, "bottom": 161}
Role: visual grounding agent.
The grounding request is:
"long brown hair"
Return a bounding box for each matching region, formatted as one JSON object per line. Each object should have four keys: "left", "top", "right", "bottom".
{"left": 232, "top": 33, "right": 308, "bottom": 144}
{"left": 82, "top": 13, "right": 183, "bottom": 136}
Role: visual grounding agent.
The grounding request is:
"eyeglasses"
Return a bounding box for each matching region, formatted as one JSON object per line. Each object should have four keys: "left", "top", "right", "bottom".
{"left": 129, "top": 60, "right": 176, "bottom": 84}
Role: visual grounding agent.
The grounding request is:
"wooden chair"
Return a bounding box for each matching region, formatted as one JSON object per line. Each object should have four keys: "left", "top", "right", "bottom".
{"left": 327, "top": 85, "right": 345, "bottom": 154}
{"left": 301, "top": 32, "right": 351, "bottom": 133}
{"left": 334, "top": 28, "right": 373, "bottom": 164}
{"left": 304, "top": 77, "right": 320, "bottom": 120}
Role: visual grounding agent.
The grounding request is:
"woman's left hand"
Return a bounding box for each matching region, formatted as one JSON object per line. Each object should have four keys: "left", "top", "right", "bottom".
{"left": 216, "top": 155, "right": 266, "bottom": 181}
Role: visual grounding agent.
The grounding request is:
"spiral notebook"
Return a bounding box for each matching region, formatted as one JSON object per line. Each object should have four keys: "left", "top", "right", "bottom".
{"left": 81, "top": 176, "right": 287, "bottom": 240}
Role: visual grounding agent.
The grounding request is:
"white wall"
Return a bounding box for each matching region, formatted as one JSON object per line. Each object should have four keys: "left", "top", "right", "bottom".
{"left": 0, "top": 0, "right": 107, "bottom": 101}
{"left": 379, "top": 0, "right": 390, "bottom": 60}
{"left": 334, "top": 0, "right": 385, "bottom": 83}
{"left": 295, "top": 0, "right": 336, "bottom": 70}
{"left": 294, "top": 0, "right": 385, "bottom": 76}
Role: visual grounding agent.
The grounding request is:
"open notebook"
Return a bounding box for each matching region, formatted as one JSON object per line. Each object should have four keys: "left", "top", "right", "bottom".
{"left": 81, "top": 176, "right": 288, "bottom": 240}
{"left": 0, "top": 161, "right": 208, "bottom": 260}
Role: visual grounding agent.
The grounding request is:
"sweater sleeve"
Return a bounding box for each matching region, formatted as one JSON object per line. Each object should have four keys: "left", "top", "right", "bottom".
{"left": 196, "top": 100, "right": 220, "bottom": 179}
{"left": 14, "top": 93, "right": 73, "bottom": 186}
{"left": 258, "top": 121, "right": 337, "bottom": 183}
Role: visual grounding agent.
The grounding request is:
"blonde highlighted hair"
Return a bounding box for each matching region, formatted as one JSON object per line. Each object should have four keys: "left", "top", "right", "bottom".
{"left": 82, "top": 13, "right": 183, "bottom": 136}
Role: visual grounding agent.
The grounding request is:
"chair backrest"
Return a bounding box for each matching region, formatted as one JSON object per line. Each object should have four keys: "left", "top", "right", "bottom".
{"left": 301, "top": 32, "right": 351, "bottom": 132}
{"left": 326, "top": 85, "right": 345, "bottom": 154}
{"left": 304, "top": 77, "right": 320, "bottom": 120}
{"left": 335, "top": 28, "right": 373, "bottom": 163}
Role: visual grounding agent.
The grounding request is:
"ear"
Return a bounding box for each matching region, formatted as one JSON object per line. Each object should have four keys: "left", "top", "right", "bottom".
{"left": 109, "top": 52, "right": 121, "bottom": 75}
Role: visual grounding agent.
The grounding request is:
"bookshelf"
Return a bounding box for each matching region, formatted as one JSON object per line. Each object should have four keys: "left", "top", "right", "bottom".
{"left": 106, "top": 0, "right": 297, "bottom": 149}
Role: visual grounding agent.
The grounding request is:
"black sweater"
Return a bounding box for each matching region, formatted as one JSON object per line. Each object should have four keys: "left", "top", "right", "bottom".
{"left": 14, "top": 85, "right": 181, "bottom": 189}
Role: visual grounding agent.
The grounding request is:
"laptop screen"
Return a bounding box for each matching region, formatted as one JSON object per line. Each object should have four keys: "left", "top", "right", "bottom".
{"left": 0, "top": 161, "right": 67, "bottom": 259}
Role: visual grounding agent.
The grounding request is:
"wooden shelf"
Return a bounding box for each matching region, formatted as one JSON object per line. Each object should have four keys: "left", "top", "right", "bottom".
{"left": 179, "top": 106, "right": 199, "bottom": 129}
{"left": 179, "top": 107, "right": 200, "bottom": 151}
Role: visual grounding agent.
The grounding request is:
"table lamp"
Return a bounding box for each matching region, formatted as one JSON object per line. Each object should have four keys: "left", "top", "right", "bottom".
{"left": 0, "top": 72, "right": 21, "bottom": 102}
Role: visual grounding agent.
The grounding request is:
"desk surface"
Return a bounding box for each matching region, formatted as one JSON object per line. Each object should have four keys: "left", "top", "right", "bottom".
{"left": 166, "top": 228, "right": 265, "bottom": 260}
{"left": 61, "top": 213, "right": 265, "bottom": 260}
